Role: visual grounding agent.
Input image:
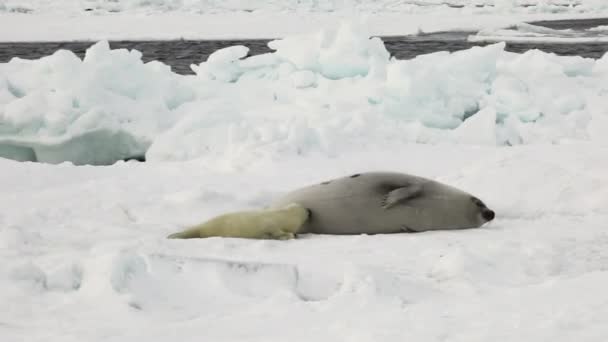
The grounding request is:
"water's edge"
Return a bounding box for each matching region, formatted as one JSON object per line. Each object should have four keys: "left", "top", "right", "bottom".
{"left": 1, "top": 18, "right": 607, "bottom": 75}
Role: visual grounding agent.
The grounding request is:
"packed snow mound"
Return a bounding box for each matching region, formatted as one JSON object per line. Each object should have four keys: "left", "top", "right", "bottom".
{"left": 2, "top": 21, "right": 608, "bottom": 166}
{"left": 0, "top": 41, "right": 193, "bottom": 165}
{"left": 2, "top": 0, "right": 607, "bottom": 15}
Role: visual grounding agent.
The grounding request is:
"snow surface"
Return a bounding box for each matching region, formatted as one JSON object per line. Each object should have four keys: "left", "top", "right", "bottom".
{"left": 1, "top": 142, "right": 608, "bottom": 341}
{"left": 2, "top": 21, "right": 608, "bottom": 166}
{"left": 1, "top": 0, "right": 608, "bottom": 41}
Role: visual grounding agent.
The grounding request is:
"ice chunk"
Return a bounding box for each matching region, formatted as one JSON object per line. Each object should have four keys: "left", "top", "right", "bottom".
{"left": 290, "top": 70, "right": 317, "bottom": 89}
{"left": 1, "top": 21, "right": 608, "bottom": 166}
{"left": 588, "top": 25, "right": 608, "bottom": 32}
{"left": 452, "top": 107, "right": 497, "bottom": 146}
{"left": 268, "top": 21, "right": 390, "bottom": 79}
{"left": 469, "top": 23, "right": 608, "bottom": 43}
{"left": 191, "top": 45, "right": 250, "bottom": 82}
{"left": 382, "top": 43, "right": 504, "bottom": 129}
{"left": 593, "top": 52, "right": 608, "bottom": 74}
{"left": 0, "top": 143, "right": 36, "bottom": 162}
{"left": 0, "top": 40, "right": 189, "bottom": 165}
{"left": 10, "top": 262, "right": 47, "bottom": 291}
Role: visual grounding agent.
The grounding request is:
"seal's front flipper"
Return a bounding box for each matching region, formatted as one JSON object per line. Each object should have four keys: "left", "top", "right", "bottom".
{"left": 382, "top": 184, "right": 423, "bottom": 209}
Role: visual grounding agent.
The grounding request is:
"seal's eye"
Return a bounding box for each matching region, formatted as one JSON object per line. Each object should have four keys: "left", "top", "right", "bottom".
{"left": 470, "top": 197, "right": 484, "bottom": 207}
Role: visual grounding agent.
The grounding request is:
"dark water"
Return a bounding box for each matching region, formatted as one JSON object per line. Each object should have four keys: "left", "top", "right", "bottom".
{"left": 1, "top": 18, "right": 607, "bottom": 75}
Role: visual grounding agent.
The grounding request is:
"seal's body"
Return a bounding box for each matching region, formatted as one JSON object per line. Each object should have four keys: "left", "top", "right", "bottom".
{"left": 167, "top": 171, "right": 494, "bottom": 240}
{"left": 272, "top": 172, "right": 493, "bottom": 234}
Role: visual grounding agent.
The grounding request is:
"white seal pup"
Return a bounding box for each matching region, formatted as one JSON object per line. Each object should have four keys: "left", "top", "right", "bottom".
{"left": 168, "top": 203, "right": 309, "bottom": 240}
{"left": 167, "top": 171, "right": 494, "bottom": 239}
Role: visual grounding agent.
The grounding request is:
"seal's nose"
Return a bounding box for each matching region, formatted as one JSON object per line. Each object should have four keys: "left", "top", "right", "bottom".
{"left": 482, "top": 209, "right": 495, "bottom": 221}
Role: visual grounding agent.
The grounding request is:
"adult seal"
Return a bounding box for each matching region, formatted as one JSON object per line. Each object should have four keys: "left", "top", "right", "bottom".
{"left": 167, "top": 171, "right": 495, "bottom": 239}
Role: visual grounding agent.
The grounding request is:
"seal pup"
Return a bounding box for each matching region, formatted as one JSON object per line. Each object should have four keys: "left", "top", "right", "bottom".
{"left": 167, "top": 171, "right": 494, "bottom": 239}
{"left": 168, "top": 203, "right": 309, "bottom": 240}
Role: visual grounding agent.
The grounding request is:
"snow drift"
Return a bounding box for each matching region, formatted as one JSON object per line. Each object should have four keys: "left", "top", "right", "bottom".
{"left": 1, "top": 21, "right": 608, "bottom": 165}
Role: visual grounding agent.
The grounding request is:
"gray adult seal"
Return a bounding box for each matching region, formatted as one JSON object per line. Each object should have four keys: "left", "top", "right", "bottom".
{"left": 168, "top": 171, "right": 495, "bottom": 239}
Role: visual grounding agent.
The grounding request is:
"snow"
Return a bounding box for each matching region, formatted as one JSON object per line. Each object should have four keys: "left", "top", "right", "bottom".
{"left": 1, "top": 142, "right": 608, "bottom": 341}
{"left": 2, "top": 21, "right": 608, "bottom": 166}
{"left": 2, "top": 6, "right": 608, "bottom": 340}
{"left": 1, "top": 1, "right": 608, "bottom": 41}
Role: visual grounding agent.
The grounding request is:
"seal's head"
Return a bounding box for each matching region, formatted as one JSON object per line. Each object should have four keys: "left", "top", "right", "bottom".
{"left": 469, "top": 196, "right": 495, "bottom": 226}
